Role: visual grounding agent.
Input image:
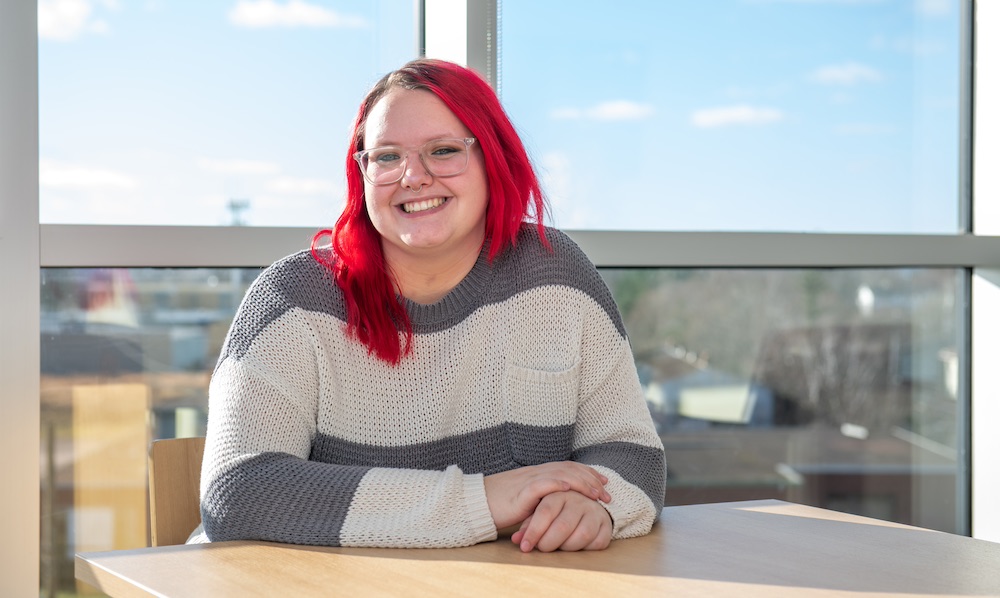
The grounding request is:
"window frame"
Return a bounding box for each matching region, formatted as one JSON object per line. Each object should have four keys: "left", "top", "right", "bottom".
{"left": 1, "top": 2, "right": 40, "bottom": 596}
{"left": 3, "top": 0, "right": 998, "bottom": 594}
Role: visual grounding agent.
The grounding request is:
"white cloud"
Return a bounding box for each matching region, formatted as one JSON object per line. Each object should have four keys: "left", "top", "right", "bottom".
{"left": 550, "top": 100, "right": 654, "bottom": 122}
{"left": 228, "top": 0, "right": 367, "bottom": 29}
{"left": 266, "top": 176, "right": 338, "bottom": 195}
{"left": 690, "top": 105, "right": 785, "bottom": 128}
{"left": 38, "top": 0, "right": 109, "bottom": 41}
{"left": 40, "top": 159, "right": 138, "bottom": 190}
{"left": 915, "top": 0, "right": 952, "bottom": 17}
{"left": 810, "top": 62, "right": 883, "bottom": 85}
{"left": 197, "top": 158, "right": 281, "bottom": 175}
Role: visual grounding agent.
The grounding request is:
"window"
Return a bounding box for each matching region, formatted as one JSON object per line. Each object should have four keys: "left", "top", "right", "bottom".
{"left": 500, "top": 0, "right": 961, "bottom": 233}
{"left": 607, "top": 267, "right": 963, "bottom": 532}
{"left": 38, "top": 0, "right": 414, "bottom": 227}
{"left": 4, "top": 1, "right": 997, "bottom": 596}
{"left": 497, "top": 0, "right": 971, "bottom": 534}
{"left": 39, "top": 267, "right": 259, "bottom": 592}
{"left": 35, "top": 2, "right": 416, "bottom": 593}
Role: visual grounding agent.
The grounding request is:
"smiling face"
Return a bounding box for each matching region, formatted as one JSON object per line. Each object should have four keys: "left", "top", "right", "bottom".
{"left": 362, "top": 88, "right": 489, "bottom": 267}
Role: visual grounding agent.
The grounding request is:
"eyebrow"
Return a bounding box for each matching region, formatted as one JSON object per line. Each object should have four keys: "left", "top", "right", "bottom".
{"left": 366, "top": 134, "right": 467, "bottom": 148}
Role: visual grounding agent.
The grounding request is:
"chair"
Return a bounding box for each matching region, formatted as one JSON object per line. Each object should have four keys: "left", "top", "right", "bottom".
{"left": 147, "top": 436, "right": 205, "bottom": 547}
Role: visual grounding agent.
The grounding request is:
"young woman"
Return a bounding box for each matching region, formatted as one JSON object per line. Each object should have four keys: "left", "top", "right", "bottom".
{"left": 197, "top": 59, "right": 665, "bottom": 552}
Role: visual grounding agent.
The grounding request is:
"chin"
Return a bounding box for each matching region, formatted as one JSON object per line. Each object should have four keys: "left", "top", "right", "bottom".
{"left": 399, "top": 236, "right": 447, "bottom": 250}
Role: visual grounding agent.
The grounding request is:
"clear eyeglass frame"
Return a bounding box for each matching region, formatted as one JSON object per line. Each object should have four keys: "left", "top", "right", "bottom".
{"left": 353, "top": 137, "right": 477, "bottom": 186}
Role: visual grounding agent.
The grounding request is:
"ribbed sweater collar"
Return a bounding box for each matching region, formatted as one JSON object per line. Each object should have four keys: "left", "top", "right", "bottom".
{"left": 402, "top": 246, "right": 494, "bottom": 328}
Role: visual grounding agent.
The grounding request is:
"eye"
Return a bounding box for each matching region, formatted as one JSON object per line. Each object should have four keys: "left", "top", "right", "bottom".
{"left": 428, "top": 143, "right": 463, "bottom": 159}
{"left": 371, "top": 149, "right": 402, "bottom": 165}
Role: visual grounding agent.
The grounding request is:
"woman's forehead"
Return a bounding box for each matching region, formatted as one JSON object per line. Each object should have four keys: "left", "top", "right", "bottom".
{"left": 364, "top": 88, "right": 471, "bottom": 146}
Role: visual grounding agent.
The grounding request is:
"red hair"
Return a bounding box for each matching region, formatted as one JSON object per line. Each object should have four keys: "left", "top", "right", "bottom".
{"left": 312, "top": 59, "right": 547, "bottom": 364}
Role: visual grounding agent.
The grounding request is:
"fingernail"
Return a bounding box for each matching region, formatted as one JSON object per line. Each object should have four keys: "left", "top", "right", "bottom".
{"left": 521, "top": 540, "right": 532, "bottom": 552}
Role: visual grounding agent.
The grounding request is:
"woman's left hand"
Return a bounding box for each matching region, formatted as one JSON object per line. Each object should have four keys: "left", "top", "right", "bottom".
{"left": 510, "top": 490, "right": 613, "bottom": 552}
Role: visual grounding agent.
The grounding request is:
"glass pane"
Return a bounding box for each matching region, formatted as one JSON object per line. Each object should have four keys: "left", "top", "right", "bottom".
{"left": 39, "top": 267, "right": 258, "bottom": 596}
{"left": 38, "top": 266, "right": 964, "bottom": 592}
{"left": 602, "top": 267, "right": 964, "bottom": 533}
{"left": 500, "top": 0, "right": 961, "bottom": 233}
{"left": 38, "top": 1, "right": 415, "bottom": 227}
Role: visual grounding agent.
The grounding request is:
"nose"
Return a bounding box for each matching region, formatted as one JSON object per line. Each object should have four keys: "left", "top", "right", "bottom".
{"left": 400, "top": 151, "right": 433, "bottom": 191}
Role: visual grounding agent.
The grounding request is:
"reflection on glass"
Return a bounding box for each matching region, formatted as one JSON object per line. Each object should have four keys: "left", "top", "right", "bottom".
{"left": 604, "top": 268, "right": 963, "bottom": 534}
{"left": 500, "top": 0, "right": 961, "bottom": 233}
{"left": 38, "top": 266, "right": 964, "bottom": 595}
{"left": 39, "top": 268, "right": 259, "bottom": 596}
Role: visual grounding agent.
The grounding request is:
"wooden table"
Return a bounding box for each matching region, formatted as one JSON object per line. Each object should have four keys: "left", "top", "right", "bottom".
{"left": 76, "top": 499, "right": 1000, "bottom": 597}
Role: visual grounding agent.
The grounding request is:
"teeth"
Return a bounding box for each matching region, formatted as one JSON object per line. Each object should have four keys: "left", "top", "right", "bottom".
{"left": 402, "top": 197, "right": 445, "bottom": 213}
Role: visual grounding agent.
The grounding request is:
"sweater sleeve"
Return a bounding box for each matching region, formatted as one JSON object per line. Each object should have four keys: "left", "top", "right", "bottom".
{"left": 199, "top": 270, "right": 497, "bottom": 548}
{"left": 568, "top": 263, "right": 666, "bottom": 539}
{"left": 573, "top": 335, "right": 667, "bottom": 539}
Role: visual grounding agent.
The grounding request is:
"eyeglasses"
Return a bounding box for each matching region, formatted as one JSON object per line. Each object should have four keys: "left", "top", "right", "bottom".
{"left": 353, "top": 137, "right": 477, "bottom": 186}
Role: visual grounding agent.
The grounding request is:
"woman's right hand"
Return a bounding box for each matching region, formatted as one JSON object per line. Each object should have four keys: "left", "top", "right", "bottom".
{"left": 483, "top": 462, "right": 612, "bottom": 530}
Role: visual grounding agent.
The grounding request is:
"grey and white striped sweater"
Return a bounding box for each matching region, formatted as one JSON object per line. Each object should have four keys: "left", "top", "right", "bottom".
{"left": 198, "top": 226, "right": 665, "bottom": 548}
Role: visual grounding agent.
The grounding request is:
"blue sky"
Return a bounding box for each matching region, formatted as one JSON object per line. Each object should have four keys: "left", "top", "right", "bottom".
{"left": 38, "top": 0, "right": 960, "bottom": 233}
{"left": 39, "top": 0, "right": 413, "bottom": 227}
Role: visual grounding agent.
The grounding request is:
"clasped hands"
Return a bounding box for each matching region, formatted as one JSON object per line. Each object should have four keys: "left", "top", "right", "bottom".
{"left": 483, "top": 462, "right": 613, "bottom": 553}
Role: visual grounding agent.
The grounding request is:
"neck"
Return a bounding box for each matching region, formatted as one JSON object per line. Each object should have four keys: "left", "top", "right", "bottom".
{"left": 384, "top": 241, "right": 484, "bottom": 305}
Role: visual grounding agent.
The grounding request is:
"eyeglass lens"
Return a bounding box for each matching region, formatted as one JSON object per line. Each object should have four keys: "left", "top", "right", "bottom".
{"left": 359, "top": 138, "right": 472, "bottom": 185}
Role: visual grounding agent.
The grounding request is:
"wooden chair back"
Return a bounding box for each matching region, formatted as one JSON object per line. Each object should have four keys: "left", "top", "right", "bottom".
{"left": 148, "top": 436, "right": 205, "bottom": 547}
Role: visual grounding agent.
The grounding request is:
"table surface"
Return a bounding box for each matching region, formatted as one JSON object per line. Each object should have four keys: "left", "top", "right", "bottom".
{"left": 76, "top": 499, "right": 1000, "bottom": 597}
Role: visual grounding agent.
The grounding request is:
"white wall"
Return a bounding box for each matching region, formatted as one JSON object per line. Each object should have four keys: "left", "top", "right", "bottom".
{"left": 972, "top": 0, "right": 1000, "bottom": 542}
{"left": 0, "top": 1, "right": 40, "bottom": 596}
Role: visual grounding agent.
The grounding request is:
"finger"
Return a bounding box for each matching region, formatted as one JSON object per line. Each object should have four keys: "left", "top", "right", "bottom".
{"left": 535, "top": 462, "right": 609, "bottom": 501}
{"left": 579, "top": 473, "right": 612, "bottom": 503}
{"left": 534, "top": 503, "right": 584, "bottom": 553}
{"left": 583, "top": 517, "right": 613, "bottom": 551}
{"left": 520, "top": 478, "right": 572, "bottom": 510}
{"left": 559, "top": 509, "right": 610, "bottom": 552}
{"left": 572, "top": 465, "right": 612, "bottom": 502}
{"left": 554, "top": 508, "right": 601, "bottom": 552}
{"left": 511, "top": 516, "right": 531, "bottom": 545}
{"left": 566, "top": 463, "right": 611, "bottom": 501}
{"left": 517, "top": 494, "right": 567, "bottom": 552}
{"left": 541, "top": 467, "right": 611, "bottom": 503}
{"left": 576, "top": 463, "right": 609, "bottom": 488}
{"left": 571, "top": 478, "right": 610, "bottom": 503}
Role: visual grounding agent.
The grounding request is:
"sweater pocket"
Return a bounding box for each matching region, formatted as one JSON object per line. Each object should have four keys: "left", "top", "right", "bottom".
{"left": 504, "top": 360, "right": 579, "bottom": 465}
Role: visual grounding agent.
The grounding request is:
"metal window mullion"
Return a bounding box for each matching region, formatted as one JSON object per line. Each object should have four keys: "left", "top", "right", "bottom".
{"left": 38, "top": 225, "right": 1000, "bottom": 269}
{"left": 0, "top": 1, "right": 40, "bottom": 596}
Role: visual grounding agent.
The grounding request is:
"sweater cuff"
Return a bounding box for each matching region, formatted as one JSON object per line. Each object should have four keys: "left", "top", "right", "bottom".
{"left": 464, "top": 473, "right": 498, "bottom": 544}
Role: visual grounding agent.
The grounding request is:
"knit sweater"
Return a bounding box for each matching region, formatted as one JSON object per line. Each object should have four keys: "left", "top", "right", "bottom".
{"left": 198, "top": 225, "right": 666, "bottom": 548}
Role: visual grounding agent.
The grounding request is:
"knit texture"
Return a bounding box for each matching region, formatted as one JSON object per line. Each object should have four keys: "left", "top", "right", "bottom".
{"left": 198, "top": 226, "right": 666, "bottom": 548}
